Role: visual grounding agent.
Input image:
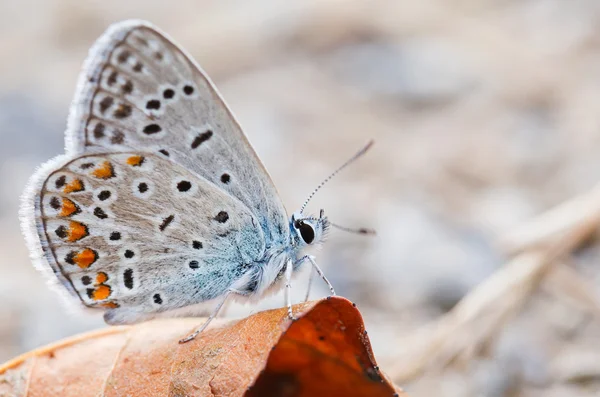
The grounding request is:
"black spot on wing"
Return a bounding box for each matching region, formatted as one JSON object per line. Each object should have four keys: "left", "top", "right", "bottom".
{"left": 143, "top": 124, "right": 162, "bottom": 135}
{"left": 98, "top": 190, "right": 111, "bottom": 201}
{"left": 214, "top": 211, "right": 229, "bottom": 223}
{"left": 107, "top": 71, "right": 118, "bottom": 86}
{"left": 99, "top": 97, "right": 114, "bottom": 114}
{"left": 146, "top": 99, "right": 160, "bottom": 110}
{"left": 94, "top": 207, "right": 108, "bottom": 219}
{"left": 49, "top": 196, "right": 61, "bottom": 210}
{"left": 109, "top": 231, "right": 121, "bottom": 241}
{"left": 55, "top": 225, "right": 67, "bottom": 239}
{"left": 159, "top": 215, "right": 174, "bottom": 231}
{"left": 55, "top": 175, "right": 66, "bottom": 189}
{"left": 93, "top": 123, "right": 106, "bottom": 139}
{"left": 121, "top": 80, "right": 133, "bottom": 94}
{"left": 191, "top": 130, "right": 213, "bottom": 149}
{"left": 177, "top": 181, "right": 191, "bottom": 192}
{"left": 163, "top": 88, "right": 175, "bottom": 99}
{"left": 113, "top": 104, "right": 132, "bottom": 119}
{"left": 65, "top": 251, "right": 75, "bottom": 265}
{"left": 117, "top": 50, "right": 131, "bottom": 63}
{"left": 124, "top": 269, "right": 134, "bottom": 289}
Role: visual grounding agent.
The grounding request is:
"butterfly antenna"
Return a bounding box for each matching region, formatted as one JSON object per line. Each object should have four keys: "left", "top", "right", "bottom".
{"left": 299, "top": 140, "right": 374, "bottom": 214}
{"left": 330, "top": 222, "right": 376, "bottom": 235}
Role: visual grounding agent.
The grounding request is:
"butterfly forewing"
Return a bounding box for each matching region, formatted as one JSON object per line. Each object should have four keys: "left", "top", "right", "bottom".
{"left": 36, "top": 152, "right": 264, "bottom": 323}
{"left": 67, "top": 21, "right": 289, "bottom": 246}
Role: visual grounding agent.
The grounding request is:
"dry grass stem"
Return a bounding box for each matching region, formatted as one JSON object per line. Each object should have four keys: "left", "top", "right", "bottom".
{"left": 499, "top": 182, "right": 600, "bottom": 255}
{"left": 544, "top": 262, "right": 600, "bottom": 321}
{"left": 387, "top": 183, "right": 600, "bottom": 382}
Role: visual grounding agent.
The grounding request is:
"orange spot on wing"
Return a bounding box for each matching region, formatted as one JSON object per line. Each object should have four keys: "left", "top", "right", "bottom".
{"left": 85, "top": 271, "right": 115, "bottom": 304}
{"left": 63, "top": 179, "right": 84, "bottom": 193}
{"left": 67, "top": 221, "right": 88, "bottom": 242}
{"left": 59, "top": 198, "right": 79, "bottom": 217}
{"left": 96, "top": 272, "right": 108, "bottom": 284}
{"left": 91, "top": 161, "right": 115, "bottom": 179}
{"left": 91, "top": 284, "right": 111, "bottom": 301}
{"left": 73, "top": 248, "right": 97, "bottom": 269}
{"left": 126, "top": 155, "right": 145, "bottom": 166}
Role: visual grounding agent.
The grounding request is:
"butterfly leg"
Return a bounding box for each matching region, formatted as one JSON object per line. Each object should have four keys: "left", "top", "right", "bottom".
{"left": 179, "top": 290, "right": 235, "bottom": 344}
{"left": 284, "top": 259, "right": 296, "bottom": 320}
{"left": 304, "top": 265, "right": 315, "bottom": 302}
{"left": 301, "top": 255, "right": 336, "bottom": 296}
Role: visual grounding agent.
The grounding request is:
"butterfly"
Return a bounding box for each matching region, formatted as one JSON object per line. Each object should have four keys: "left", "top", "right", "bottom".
{"left": 20, "top": 20, "right": 372, "bottom": 343}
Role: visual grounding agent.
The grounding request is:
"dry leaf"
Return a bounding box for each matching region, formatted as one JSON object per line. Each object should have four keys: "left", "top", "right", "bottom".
{"left": 0, "top": 297, "right": 406, "bottom": 397}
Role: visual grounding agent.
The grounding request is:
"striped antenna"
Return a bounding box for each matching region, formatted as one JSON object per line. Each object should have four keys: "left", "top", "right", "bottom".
{"left": 329, "top": 222, "right": 376, "bottom": 235}
{"left": 299, "top": 140, "right": 374, "bottom": 214}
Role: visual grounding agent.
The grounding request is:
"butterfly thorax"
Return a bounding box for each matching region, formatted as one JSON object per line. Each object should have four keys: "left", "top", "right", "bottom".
{"left": 236, "top": 212, "right": 329, "bottom": 298}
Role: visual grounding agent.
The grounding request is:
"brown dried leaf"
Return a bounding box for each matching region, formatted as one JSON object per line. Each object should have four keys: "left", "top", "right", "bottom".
{"left": 0, "top": 297, "right": 405, "bottom": 397}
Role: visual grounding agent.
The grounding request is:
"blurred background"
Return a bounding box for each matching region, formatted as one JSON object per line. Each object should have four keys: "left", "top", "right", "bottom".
{"left": 3, "top": 1, "right": 600, "bottom": 396}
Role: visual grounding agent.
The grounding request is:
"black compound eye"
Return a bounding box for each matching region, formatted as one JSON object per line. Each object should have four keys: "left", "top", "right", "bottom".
{"left": 298, "top": 222, "right": 315, "bottom": 244}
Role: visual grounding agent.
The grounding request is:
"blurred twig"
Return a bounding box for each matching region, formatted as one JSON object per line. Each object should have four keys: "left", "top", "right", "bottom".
{"left": 499, "top": 182, "right": 600, "bottom": 254}
{"left": 387, "top": 182, "right": 600, "bottom": 381}
{"left": 544, "top": 262, "right": 600, "bottom": 320}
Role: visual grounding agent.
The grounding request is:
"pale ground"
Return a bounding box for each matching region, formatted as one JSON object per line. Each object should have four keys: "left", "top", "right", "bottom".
{"left": 2, "top": 1, "right": 600, "bottom": 396}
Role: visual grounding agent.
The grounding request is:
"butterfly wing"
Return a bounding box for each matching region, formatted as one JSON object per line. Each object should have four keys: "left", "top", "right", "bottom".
{"left": 24, "top": 152, "right": 264, "bottom": 324}
{"left": 65, "top": 20, "right": 289, "bottom": 246}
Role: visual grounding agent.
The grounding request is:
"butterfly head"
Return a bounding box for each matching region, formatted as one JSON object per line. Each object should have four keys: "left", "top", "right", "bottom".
{"left": 290, "top": 141, "right": 375, "bottom": 249}
{"left": 290, "top": 210, "right": 329, "bottom": 247}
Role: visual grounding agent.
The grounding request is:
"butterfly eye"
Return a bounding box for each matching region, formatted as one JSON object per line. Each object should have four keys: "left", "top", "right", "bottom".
{"left": 297, "top": 221, "right": 315, "bottom": 244}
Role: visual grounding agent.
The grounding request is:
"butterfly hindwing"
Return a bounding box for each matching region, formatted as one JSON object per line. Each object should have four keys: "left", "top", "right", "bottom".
{"left": 33, "top": 152, "right": 264, "bottom": 323}
{"left": 66, "top": 20, "right": 289, "bottom": 247}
